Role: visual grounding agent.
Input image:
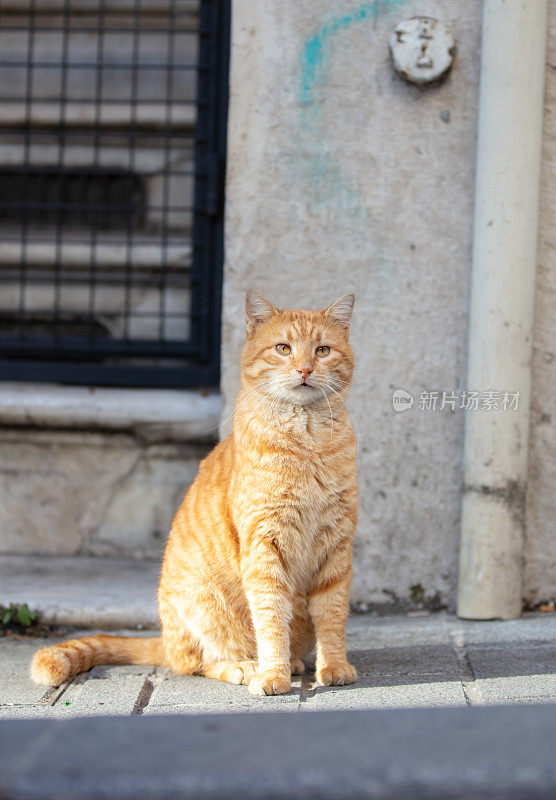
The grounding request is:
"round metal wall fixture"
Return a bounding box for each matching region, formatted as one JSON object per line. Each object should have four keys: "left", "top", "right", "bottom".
{"left": 389, "top": 17, "right": 455, "bottom": 86}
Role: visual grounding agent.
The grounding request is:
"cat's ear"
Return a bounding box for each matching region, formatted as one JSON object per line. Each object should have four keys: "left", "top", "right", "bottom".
{"left": 245, "top": 289, "right": 276, "bottom": 334}
{"left": 324, "top": 293, "right": 355, "bottom": 329}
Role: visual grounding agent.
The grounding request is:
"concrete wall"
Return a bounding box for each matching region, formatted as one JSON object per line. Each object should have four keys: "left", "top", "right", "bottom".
{"left": 1, "top": 0, "right": 553, "bottom": 610}
{"left": 222, "top": 0, "right": 556, "bottom": 608}
{"left": 0, "top": 388, "right": 218, "bottom": 559}
{"left": 525, "top": 0, "right": 556, "bottom": 607}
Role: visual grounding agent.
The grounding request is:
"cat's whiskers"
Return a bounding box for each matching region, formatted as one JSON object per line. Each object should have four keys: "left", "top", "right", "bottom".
{"left": 238, "top": 372, "right": 356, "bottom": 451}
{"left": 326, "top": 376, "right": 364, "bottom": 401}
{"left": 321, "top": 382, "right": 361, "bottom": 453}
{"left": 326, "top": 377, "right": 365, "bottom": 418}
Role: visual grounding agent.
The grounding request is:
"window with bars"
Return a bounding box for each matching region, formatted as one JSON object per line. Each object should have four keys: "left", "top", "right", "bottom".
{"left": 0, "top": 0, "right": 229, "bottom": 387}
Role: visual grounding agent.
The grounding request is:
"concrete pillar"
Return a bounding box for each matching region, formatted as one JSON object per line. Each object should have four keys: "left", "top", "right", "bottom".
{"left": 457, "top": 0, "right": 548, "bottom": 619}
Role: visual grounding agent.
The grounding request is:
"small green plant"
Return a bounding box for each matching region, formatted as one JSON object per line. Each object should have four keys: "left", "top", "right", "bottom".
{"left": 409, "top": 583, "right": 425, "bottom": 604}
{"left": 0, "top": 602, "right": 38, "bottom": 628}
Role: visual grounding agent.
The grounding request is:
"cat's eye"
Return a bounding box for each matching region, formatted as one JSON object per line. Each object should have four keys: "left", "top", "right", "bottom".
{"left": 315, "top": 345, "right": 330, "bottom": 357}
{"left": 275, "top": 343, "right": 291, "bottom": 356}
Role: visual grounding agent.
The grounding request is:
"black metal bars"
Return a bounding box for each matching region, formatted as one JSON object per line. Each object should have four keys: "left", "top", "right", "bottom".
{"left": 0, "top": 0, "right": 229, "bottom": 387}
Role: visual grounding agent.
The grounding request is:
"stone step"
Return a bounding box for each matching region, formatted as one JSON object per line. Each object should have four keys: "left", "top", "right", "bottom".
{"left": 0, "top": 555, "right": 159, "bottom": 628}
{"left": 0, "top": 389, "right": 217, "bottom": 559}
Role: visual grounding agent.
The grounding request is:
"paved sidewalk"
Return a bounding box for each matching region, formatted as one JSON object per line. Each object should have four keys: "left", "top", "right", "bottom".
{"left": 2, "top": 613, "right": 555, "bottom": 719}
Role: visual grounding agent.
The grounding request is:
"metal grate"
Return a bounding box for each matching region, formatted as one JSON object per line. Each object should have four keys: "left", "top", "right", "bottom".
{"left": 0, "top": 0, "right": 229, "bottom": 387}
{"left": 0, "top": 167, "right": 146, "bottom": 228}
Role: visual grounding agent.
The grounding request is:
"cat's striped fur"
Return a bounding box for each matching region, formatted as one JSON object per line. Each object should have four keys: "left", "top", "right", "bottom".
{"left": 32, "top": 291, "right": 358, "bottom": 695}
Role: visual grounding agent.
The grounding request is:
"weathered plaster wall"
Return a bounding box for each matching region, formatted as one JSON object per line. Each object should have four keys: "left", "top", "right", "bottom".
{"left": 524, "top": 0, "right": 556, "bottom": 606}
{"left": 222, "top": 0, "right": 556, "bottom": 608}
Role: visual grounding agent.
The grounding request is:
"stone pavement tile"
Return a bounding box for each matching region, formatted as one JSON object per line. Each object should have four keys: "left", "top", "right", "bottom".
{"left": 2, "top": 616, "right": 556, "bottom": 720}
{"left": 346, "top": 613, "right": 454, "bottom": 651}
{"left": 302, "top": 680, "right": 466, "bottom": 710}
{"left": 467, "top": 641, "right": 556, "bottom": 679}
{"left": 470, "top": 676, "right": 556, "bottom": 705}
{"left": 347, "top": 612, "right": 556, "bottom": 652}
{"left": 0, "top": 703, "right": 60, "bottom": 720}
{"left": 455, "top": 614, "right": 556, "bottom": 645}
{"left": 302, "top": 643, "right": 467, "bottom": 710}
{"left": 51, "top": 664, "right": 152, "bottom": 717}
{"left": 0, "top": 638, "right": 52, "bottom": 708}
{"left": 347, "top": 643, "right": 462, "bottom": 686}
{"left": 0, "top": 637, "right": 71, "bottom": 718}
{"left": 466, "top": 640, "right": 556, "bottom": 705}
{"left": 145, "top": 669, "right": 302, "bottom": 715}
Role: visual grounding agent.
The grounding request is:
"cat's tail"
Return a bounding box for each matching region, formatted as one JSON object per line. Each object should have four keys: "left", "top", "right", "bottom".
{"left": 31, "top": 634, "right": 165, "bottom": 686}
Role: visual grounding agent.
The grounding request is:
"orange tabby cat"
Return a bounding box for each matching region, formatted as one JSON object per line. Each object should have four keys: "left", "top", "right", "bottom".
{"left": 31, "top": 291, "right": 358, "bottom": 696}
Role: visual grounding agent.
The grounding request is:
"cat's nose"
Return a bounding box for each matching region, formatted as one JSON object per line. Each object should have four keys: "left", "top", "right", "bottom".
{"left": 297, "top": 367, "right": 313, "bottom": 380}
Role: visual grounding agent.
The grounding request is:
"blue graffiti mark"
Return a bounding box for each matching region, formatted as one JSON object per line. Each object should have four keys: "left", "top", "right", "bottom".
{"left": 300, "top": 36, "right": 323, "bottom": 106}
{"left": 300, "top": 1, "right": 406, "bottom": 107}
{"left": 298, "top": 0, "right": 408, "bottom": 210}
{"left": 295, "top": 0, "right": 408, "bottom": 288}
{"left": 300, "top": 2, "right": 395, "bottom": 106}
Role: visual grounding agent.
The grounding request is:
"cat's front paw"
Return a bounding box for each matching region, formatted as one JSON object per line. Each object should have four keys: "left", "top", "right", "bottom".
{"left": 248, "top": 669, "right": 291, "bottom": 696}
{"left": 316, "top": 661, "right": 357, "bottom": 686}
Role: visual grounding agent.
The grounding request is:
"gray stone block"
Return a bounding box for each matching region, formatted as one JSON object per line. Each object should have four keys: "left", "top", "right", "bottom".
{"left": 0, "top": 429, "right": 210, "bottom": 558}
{"left": 467, "top": 640, "right": 556, "bottom": 678}
{"left": 1, "top": 705, "right": 556, "bottom": 799}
